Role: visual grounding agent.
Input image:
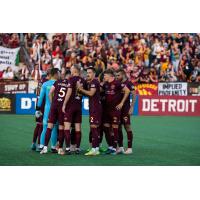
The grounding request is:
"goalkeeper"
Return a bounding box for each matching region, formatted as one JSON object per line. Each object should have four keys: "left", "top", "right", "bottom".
{"left": 36, "top": 68, "right": 60, "bottom": 152}
{"left": 31, "top": 68, "right": 50, "bottom": 150}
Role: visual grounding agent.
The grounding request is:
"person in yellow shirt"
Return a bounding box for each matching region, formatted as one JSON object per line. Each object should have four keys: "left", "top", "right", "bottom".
{"left": 161, "top": 57, "right": 169, "bottom": 72}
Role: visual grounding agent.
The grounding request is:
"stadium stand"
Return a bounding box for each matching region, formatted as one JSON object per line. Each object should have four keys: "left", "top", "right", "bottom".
{"left": 0, "top": 33, "right": 200, "bottom": 82}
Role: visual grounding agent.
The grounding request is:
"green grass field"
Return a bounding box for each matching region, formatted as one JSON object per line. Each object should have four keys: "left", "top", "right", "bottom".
{"left": 0, "top": 114, "right": 199, "bottom": 166}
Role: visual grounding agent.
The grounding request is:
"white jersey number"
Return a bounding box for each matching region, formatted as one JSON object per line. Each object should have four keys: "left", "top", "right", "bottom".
{"left": 58, "top": 87, "right": 66, "bottom": 98}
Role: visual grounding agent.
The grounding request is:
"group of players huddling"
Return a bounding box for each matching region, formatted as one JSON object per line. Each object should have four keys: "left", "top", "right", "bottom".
{"left": 31, "top": 65, "right": 135, "bottom": 156}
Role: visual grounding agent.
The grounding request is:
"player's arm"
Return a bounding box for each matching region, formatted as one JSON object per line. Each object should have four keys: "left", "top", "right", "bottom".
{"left": 116, "top": 86, "right": 130, "bottom": 110}
{"left": 49, "top": 86, "right": 55, "bottom": 104}
{"left": 37, "top": 84, "right": 46, "bottom": 109}
{"left": 62, "top": 88, "right": 72, "bottom": 113}
{"left": 78, "top": 87, "right": 96, "bottom": 97}
{"left": 129, "top": 89, "right": 136, "bottom": 115}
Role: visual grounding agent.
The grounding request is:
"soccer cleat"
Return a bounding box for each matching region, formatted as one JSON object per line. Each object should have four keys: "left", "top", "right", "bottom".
{"left": 99, "top": 146, "right": 107, "bottom": 153}
{"left": 117, "top": 147, "right": 125, "bottom": 154}
{"left": 58, "top": 148, "right": 65, "bottom": 155}
{"left": 124, "top": 148, "right": 133, "bottom": 155}
{"left": 31, "top": 143, "right": 36, "bottom": 151}
{"left": 86, "top": 147, "right": 92, "bottom": 152}
{"left": 110, "top": 149, "right": 117, "bottom": 155}
{"left": 105, "top": 148, "right": 113, "bottom": 154}
{"left": 65, "top": 149, "right": 71, "bottom": 155}
{"left": 51, "top": 148, "right": 58, "bottom": 153}
{"left": 36, "top": 144, "right": 44, "bottom": 152}
{"left": 75, "top": 148, "right": 81, "bottom": 155}
{"left": 40, "top": 147, "right": 48, "bottom": 154}
{"left": 36, "top": 146, "right": 43, "bottom": 152}
{"left": 70, "top": 145, "right": 76, "bottom": 152}
{"left": 85, "top": 149, "right": 99, "bottom": 156}
{"left": 55, "top": 144, "right": 59, "bottom": 151}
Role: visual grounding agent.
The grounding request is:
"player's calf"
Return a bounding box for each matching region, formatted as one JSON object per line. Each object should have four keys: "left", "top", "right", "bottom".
{"left": 124, "top": 124, "right": 133, "bottom": 154}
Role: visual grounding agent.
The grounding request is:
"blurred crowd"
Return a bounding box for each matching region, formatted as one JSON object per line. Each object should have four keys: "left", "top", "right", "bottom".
{"left": 1, "top": 33, "right": 200, "bottom": 83}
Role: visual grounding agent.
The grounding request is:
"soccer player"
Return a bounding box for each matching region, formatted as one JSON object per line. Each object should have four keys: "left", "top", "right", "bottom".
{"left": 77, "top": 67, "right": 102, "bottom": 156}
{"left": 40, "top": 70, "right": 71, "bottom": 154}
{"left": 102, "top": 69, "right": 130, "bottom": 155}
{"left": 37, "top": 68, "right": 60, "bottom": 152}
{"left": 116, "top": 69, "right": 135, "bottom": 154}
{"left": 31, "top": 69, "right": 51, "bottom": 150}
{"left": 62, "top": 64, "right": 85, "bottom": 154}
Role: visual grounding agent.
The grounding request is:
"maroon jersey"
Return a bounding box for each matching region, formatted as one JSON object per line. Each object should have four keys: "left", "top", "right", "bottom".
{"left": 66, "top": 76, "right": 85, "bottom": 110}
{"left": 103, "top": 79, "right": 125, "bottom": 109}
{"left": 52, "top": 79, "right": 68, "bottom": 107}
{"left": 122, "top": 79, "right": 134, "bottom": 111}
{"left": 87, "top": 79, "right": 101, "bottom": 114}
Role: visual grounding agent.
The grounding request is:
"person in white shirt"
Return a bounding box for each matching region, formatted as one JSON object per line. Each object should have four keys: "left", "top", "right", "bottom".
{"left": 52, "top": 53, "right": 62, "bottom": 70}
{"left": 2, "top": 67, "right": 14, "bottom": 79}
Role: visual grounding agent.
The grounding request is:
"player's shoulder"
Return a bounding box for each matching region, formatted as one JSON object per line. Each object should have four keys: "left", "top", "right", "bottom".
{"left": 53, "top": 79, "right": 61, "bottom": 86}
{"left": 80, "top": 76, "right": 86, "bottom": 83}
{"left": 42, "top": 80, "right": 49, "bottom": 87}
{"left": 125, "top": 79, "right": 135, "bottom": 89}
{"left": 92, "top": 78, "right": 100, "bottom": 85}
{"left": 90, "top": 78, "right": 99, "bottom": 87}
{"left": 61, "top": 79, "right": 69, "bottom": 87}
{"left": 114, "top": 79, "right": 123, "bottom": 86}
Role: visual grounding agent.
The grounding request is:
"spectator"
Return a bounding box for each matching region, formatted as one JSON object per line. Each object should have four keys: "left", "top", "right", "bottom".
{"left": 2, "top": 67, "right": 14, "bottom": 79}
{"left": 41, "top": 51, "right": 52, "bottom": 71}
{"left": 8, "top": 33, "right": 20, "bottom": 48}
{"left": 149, "top": 68, "right": 158, "bottom": 83}
{"left": 31, "top": 64, "right": 42, "bottom": 81}
{"left": 52, "top": 45, "right": 63, "bottom": 58}
{"left": 0, "top": 70, "right": 5, "bottom": 79}
{"left": 1, "top": 33, "right": 199, "bottom": 83}
{"left": 139, "top": 67, "right": 150, "bottom": 83}
{"left": 52, "top": 53, "right": 63, "bottom": 70}
{"left": 20, "top": 64, "right": 29, "bottom": 80}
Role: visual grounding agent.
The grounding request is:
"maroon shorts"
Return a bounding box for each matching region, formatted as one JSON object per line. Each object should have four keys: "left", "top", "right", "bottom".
{"left": 64, "top": 106, "right": 82, "bottom": 124}
{"left": 90, "top": 109, "right": 102, "bottom": 126}
{"left": 48, "top": 105, "right": 64, "bottom": 125}
{"left": 35, "top": 115, "right": 43, "bottom": 123}
{"left": 121, "top": 107, "right": 131, "bottom": 125}
{"left": 103, "top": 108, "right": 121, "bottom": 125}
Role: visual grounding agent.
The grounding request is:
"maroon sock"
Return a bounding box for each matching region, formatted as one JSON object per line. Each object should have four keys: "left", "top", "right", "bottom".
{"left": 103, "top": 126, "right": 111, "bottom": 146}
{"left": 118, "top": 125, "right": 123, "bottom": 147}
{"left": 89, "top": 130, "right": 92, "bottom": 143}
{"left": 127, "top": 131, "right": 133, "bottom": 148}
{"left": 99, "top": 126, "right": 103, "bottom": 144}
{"left": 75, "top": 131, "right": 81, "bottom": 148}
{"left": 58, "top": 129, "right": 64, "bottom": 148}
{"left": 64, "top": 130, "right": 71, "bottom": 148}
{"left": 70, "top": 127, "right": 76, "bottom": 145}
{"left": 110, "top": 128, "right": 114, "bottom": 147}
{"left": 112, "top": 128, "right": 119, "bottom": 149}
{"left": 32, "top": 123, "right": 40, "bottom": 143}
{"left": 37, "top": 124, "right": 43, "bottom": 144}
{"left": 44, "top": 128, "right": 52, "bottom": 146}
{"left": 91, "top": 128, "right": 99, "bottom": 148}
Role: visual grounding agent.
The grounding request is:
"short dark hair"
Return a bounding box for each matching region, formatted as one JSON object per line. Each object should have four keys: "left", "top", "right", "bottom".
{"left": 50, "top": 68, "right": 59, "bottom": 76}
{"left": 65, "top": 69, "right": 71, "bottom": 76}
{"left": 87, "top": 67, "right": 96, "bottom": 74}
{"left": 104, "top": 68, "right": 115, "bottom": 76}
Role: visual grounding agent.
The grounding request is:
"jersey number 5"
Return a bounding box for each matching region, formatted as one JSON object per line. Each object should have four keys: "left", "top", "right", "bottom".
{"left": 58, "top": 87, "right": 66, "bottom": 98}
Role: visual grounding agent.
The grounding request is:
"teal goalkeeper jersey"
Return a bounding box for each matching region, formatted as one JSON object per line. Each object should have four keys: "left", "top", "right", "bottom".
{"left": 37, "top": 79, "right": 56, "bottom": 121}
